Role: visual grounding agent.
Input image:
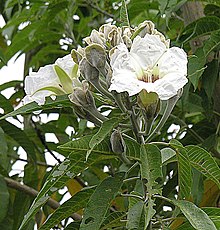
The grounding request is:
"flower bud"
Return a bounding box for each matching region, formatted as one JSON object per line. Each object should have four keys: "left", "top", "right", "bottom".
{"left": 110, "top": 130, "right": 126, "bottom": 154}
{"left": 71, "top": 47, "right": 84, "bottom": 65}
{"left": 84, "top": 29, "right": 105, "bottom": 46}
{"left": 85, "top": 44, "right": 106, "bottom": 72}
{"left": 137, "top": 90, "right": 160, "bottom": 120}
{"left": 79, "top": 58, "right": 100, "bottom": 83}
{"left": 69, "top": 86, "right": 96, "bottom": 109}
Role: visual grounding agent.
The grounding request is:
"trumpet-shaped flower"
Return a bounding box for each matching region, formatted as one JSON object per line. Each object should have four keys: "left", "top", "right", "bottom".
{"left": 109, "top": 34, "right": 188, "bottom": 100}
{"left": 23, "top": 54, "right": 76, "bottom": 106}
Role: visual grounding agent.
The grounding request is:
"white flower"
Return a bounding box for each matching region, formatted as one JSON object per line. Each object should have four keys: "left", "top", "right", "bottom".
{"left": 109, "top": 34, "right": 188, "bottom": 100}
{"left": 23, "top": 54, "right": 76, "bottom": 106}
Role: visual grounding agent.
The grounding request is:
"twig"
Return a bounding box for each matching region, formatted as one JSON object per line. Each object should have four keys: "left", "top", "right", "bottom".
{"left": 31, "top": 119, "right": 62, "bottom": 164}
{"left": 4, "top": 177, "right": 82, "bottom": 221}
{"left": 7, "top": 154, "right": 54, "bottom": 167}
{"left": 86, "top": 1, "right": 115, "bottom": 19}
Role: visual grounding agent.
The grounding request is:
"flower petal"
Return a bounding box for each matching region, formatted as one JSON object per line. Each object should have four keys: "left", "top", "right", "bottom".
{"left": 55, "top": 54, "right": 75, "bottom": 76}
{"left": 158, "top": 47, "right": 187, "bottom": 78}
{"left": 130, "top": 34, "right": 167, "bottom": 69}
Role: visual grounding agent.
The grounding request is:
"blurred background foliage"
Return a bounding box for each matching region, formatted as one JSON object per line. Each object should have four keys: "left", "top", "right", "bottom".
{"left": 0, "top": 0, "right": 219, "bottom": 229}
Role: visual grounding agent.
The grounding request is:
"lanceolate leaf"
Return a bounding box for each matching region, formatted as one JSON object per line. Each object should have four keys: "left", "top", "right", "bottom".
{"left": 140, "top": 144, "right": 162, "bottom": 195}
{"left": 79, "top": 172, "right": 125, "bottom": 230}
{"left": 170, "top": 140, "right": 192, "bottom": 199}
{"left": 19, "top": 151, "right": 115, "bottom": 230}
{"left": 59, "top": 134, "right": 140, "bottom": 160}
{"left": 0, "top": 95, "right": 72, "bottom": 120}
{"left": 40, "top": 187, "right": 95, "bottom": 230}
{"left": 172, "top": 200, "right": 217, "bottom": 230}
{"left": 126, "top": 200, "right": 146, "bottom": 230}
{"left": 100, "top": 212, "right": 126, "bottom": 230}
{"left": 186, "top": 145, "right": 220, "bottom": 188}
{"left": 139, "top": 144, "right": 162, "bottom": 228}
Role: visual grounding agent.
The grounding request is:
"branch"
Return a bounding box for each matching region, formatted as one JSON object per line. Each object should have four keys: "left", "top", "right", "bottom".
{"left": 86, "top": 1, "right": 115, "bottom": 19}
{"left": 4, "top": 177, "right": 82, "bottom": 221}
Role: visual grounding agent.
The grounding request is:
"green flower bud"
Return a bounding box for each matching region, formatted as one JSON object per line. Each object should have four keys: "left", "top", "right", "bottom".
{"left": 110, "top": 130, "right": 126, "bottom": 154}
{"left": 138, "top": 90, "right": 160, "bottom": 119}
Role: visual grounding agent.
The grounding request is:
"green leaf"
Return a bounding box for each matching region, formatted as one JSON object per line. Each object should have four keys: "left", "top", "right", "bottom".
{"left": 176, "top": 207, "right": 220, "bottom": 230}
{"left": 186, "top": 145, "right": 220, "bottom": 188}
{"left": 100, "top": 212, "right": 126, "bottom": 230}
{"left": 188, "top": 50, "right": 206, "bottom": 90}
{"left": 54, "top": 65, "right": 73, "bottom": 93}
{"left": 170, "top": 140, "right": 192, "bottom": 199}
{"left": 181, "top": 16, "right": 220, "bottom": 41}
{"left": 145, "top": 199, "right": 156, "bottom": 228}
{"left": 126, "top": 200, "right": 146, "bottom": 230}
{"left": 59, "top": 134, "right": 141, "bottom": 160}
{"left": 202, "top": 60, "right": 219, "bottom": 99}
{"left": 40, "top": 187, "right": 95, "bottom": 230}
{"left": 0, "top": 120, "right": 37, "bottom": 161}
{"left": 140, "top": 144, "right": 162, "bottom": 195}
{"left": 87, "top": 117, "right": 120, "bottom": 159}
{"left": 19, "top": 150, "right": 115, "bottom": 230}
{"left": 0, "top": 93, "right": 14, "bottom": 114}
{"left": 0, "top": 128, "right": 8, "bottom": 171}
{"left": 79, "top": 172, "right": 125, "bottom": 230}
{"left": 203, "top": 29, "right": 220, "bottom": 56}
{"left": 0, "top": 175, "right": 9, "bottom": 222}
{"left": 172, "top": 200, "right": 217, "bottom": 230}
{"left": 0, "top": 95, "right": 72, "bottom": 120}
{"left": 120, "top": 0, "right": 130, "bottom": 27}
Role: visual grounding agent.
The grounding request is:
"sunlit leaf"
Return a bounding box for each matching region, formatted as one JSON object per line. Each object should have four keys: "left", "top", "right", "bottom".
{"left": 172, "top": 200, "right": 217, "bottom": 230}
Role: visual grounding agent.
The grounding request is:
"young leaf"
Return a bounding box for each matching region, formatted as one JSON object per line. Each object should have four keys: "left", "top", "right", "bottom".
{"left": 40, "top": 187, "right": 95, "bottom": 230}
{"left": 172, "top": 200, "right": 217, "bottom": 230}
{"left": 79, "top": 172, "right": 125, "bottom": 230}
{"left": 120, "top": 0, "right": 130, "bottom": 27}
{"left": 186, "top": 145, "right": 220, "bottom": 188}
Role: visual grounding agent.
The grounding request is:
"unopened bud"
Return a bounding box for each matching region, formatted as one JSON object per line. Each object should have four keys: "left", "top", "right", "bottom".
{"left": 69, "top": 86, "right": 96, "bottom": 109}
{"left": 84, "top": 29, "right": 105, "bottom": 46}
{"left": 79, "top": 58, "right": 99, "bottom": 83}
{"left": 85, "top": 44, "right": 106, "bottom": 72}
{"left": 71, "top": 48, "right": 83, "bottom": 65}
{"left": 137, "top": 90, "right": 160, "bottom": 120}
{"left": 110, "top": 130, "right": 126, "bottom": 154}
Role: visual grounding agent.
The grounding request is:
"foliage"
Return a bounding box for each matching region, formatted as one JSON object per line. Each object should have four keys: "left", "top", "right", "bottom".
{"left": 0, "top": 0, "right": 219, "bottom": 230}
